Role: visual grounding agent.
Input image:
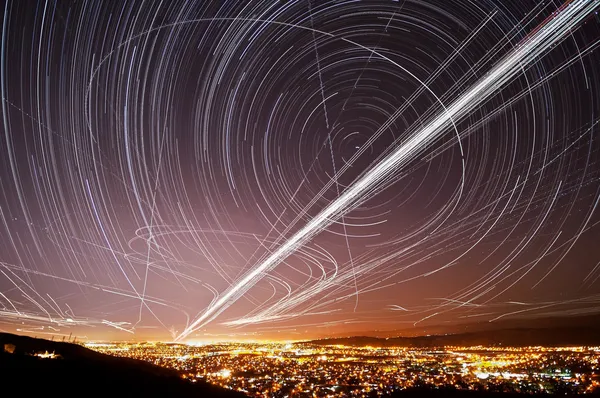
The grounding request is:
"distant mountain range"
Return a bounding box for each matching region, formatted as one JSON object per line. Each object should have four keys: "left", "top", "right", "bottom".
{"left": 311, "top": 313, "right": 600, "bottom": 340}
{"left": 307, "top": 321, "right": 600, "bottom": 348}
{"left": 0, "top": 332, "right": 244, "bottom": 397}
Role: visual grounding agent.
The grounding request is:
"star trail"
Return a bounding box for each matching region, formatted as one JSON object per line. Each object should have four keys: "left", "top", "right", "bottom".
{"left": 1, "top": 0, "right": 600, "bottom": 341}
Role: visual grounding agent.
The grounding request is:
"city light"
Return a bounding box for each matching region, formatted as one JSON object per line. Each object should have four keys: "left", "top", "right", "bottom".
{"left": 88, "top": 341, "right": 600, "bottom": 397}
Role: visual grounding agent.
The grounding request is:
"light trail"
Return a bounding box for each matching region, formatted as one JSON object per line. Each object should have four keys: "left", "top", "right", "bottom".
{"left": 175, "top": 0, "right": 600, "bottom": 341}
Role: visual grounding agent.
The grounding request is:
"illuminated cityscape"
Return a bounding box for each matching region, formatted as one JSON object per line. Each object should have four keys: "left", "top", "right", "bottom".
{"left": 89, "top": 342, "right": 600, "bottom": 396}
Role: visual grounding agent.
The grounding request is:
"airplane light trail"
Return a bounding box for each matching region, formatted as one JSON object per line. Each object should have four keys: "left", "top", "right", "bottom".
{"left": 175, "top": 0, "right": 600, "bottom": 341}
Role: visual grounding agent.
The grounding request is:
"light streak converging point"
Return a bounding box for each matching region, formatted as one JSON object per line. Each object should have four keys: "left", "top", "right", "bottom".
{"left": 176, "top": 0, "right": 599, "bottom": 341}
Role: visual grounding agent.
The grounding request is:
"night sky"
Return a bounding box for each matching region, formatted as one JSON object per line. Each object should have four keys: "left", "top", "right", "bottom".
{"left": 1, "top": 0, "right": 600, "bottom": 341}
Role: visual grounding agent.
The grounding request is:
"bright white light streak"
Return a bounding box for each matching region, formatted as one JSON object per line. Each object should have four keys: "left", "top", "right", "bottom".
{"left": 176, "top": 0, "right": 600, "bottom": 341}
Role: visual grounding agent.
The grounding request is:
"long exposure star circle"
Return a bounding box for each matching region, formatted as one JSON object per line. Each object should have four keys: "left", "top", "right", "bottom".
{"left": 0, "top": 0, "right": 599, "bottom": 341}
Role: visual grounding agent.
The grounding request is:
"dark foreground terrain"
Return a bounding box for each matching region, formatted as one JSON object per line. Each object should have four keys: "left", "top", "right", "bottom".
{"left": 0, "top": 332, "right": 244, "bottom": 397}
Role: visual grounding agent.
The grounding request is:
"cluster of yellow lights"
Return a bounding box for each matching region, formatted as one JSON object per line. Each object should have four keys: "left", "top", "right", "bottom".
{"left": 86, "top": 342, "right": 600, "bottom": 397}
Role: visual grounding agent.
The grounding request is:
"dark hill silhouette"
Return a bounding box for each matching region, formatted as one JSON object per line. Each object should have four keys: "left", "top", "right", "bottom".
{"left": 313, "top": 313, "right": 600, "bottom": 339}
{"left": 0, "top": 332, "right": 244, "bottom": 397}
{"left": 307, "top": 325, "right": 600, "bottom": 347}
